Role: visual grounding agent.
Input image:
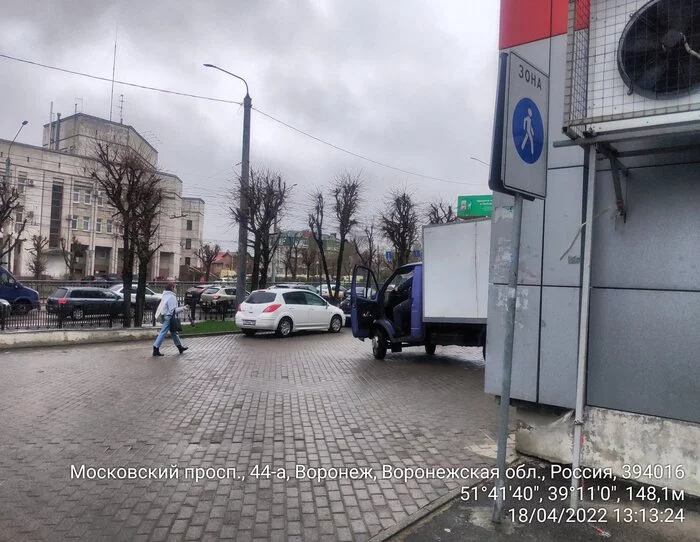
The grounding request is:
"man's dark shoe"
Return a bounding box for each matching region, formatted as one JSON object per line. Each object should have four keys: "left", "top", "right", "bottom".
{"left": 153, "top": 347, "right": 164, "bottom": 357}
{"left": 177, "top": 345, "right": 188, "bottom": 354}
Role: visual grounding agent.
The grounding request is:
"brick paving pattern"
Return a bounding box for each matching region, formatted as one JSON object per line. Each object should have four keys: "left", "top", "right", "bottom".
{"left": 0, "top": 332, "right": 500, "bottom": 541}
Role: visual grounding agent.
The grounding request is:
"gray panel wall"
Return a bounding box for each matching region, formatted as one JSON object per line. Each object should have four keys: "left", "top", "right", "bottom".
{"left": 592, "top": 164, "right": 700, "bottom": 290}
{"left": 485, "top": 285, "right": 541, "bottom": 402}
{"left": 588, "top": 288, "right": 700, "bottom": 423}
{"left": 538, "top": 287, "right": 579, "bottom": 408}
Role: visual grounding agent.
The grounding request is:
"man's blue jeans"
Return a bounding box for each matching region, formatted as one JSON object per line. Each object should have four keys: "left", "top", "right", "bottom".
{"left": 154, "top": 314, "right": 182, "bottom": 348}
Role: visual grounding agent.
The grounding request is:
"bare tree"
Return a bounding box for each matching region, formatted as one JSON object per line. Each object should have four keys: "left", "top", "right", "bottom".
{"left": 352, "top": 220, "right": 379, "bottom": 268}
{"left": 132, "top": 176, "right": 164, "bottom": 326}
{"left": 380, "top": 188, "right": 419, "bottom": 268}
{"left": 0, "top": 182, "right": 26, "bottom": 265}
{"left": 308, "top": 191, "right": 333, "bottom": 297}
{"left": 331, "top": 172, "right": 363, "bottom": 301}
{"left": 282, "top": 232, "right": 303, "bottom": 280}
{"left": 60, "top": 236, "right": 86, "bottom": 280}
{"left": 300, "top": 237, "right": 318, "bottom": 280}
{"left": 28, "top": 235, "right": 49, "bottom": 279}
{"left": 229, "top": 169, "right": 290, "bottom": 289}
{"left": 197, "top": 243, "right": 221, "bottom": 281}
{"left": 90, "top": 142, "right": 161, "bottom": 327}
{"left": 427, "top": 199, "right": 457, "bottom": 224}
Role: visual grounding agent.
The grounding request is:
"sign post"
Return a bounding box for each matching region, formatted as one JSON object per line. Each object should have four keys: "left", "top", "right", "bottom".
{"left": 490, "top": 52, "right": 549, "bottom": 522}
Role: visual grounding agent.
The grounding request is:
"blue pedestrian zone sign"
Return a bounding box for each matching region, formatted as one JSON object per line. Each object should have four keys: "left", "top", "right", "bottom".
{"left": 512, "top": 98, "right": 544, "bottom": 165}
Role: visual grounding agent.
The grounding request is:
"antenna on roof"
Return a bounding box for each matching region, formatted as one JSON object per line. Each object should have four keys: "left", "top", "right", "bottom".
{"left": 109, "top": 29, "right": 118, "bottom": 121}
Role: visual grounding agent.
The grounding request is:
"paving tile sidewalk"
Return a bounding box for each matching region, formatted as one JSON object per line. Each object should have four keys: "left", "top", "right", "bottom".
{"left": 0, "top": 332, "right": 505, "bottom": 541}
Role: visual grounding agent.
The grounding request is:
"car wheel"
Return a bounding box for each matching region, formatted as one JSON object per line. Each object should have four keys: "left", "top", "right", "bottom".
{"left": 329, "top": 315, "right": 342, "bottom": 333}
{"left": 425, "top": 343, "right": 436, "bottom": 355}
{"left": 276, "top": 317, "right": 293, "bottom": 338}
{"left": 372, "top": 329, "right": 388, "bottom": 360}
{"left": 12, "top": 300, "right": 32, "bottom": 315}
{"left": 242, "top": 329, "right": 257, "bottom": 337}
{"left": 71, "top": 307, "right": 85, "bottom": 321}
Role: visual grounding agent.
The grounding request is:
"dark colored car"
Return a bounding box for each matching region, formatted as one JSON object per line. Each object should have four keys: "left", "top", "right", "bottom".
{"left": 46, "top": 287, "right": 124, "bottom": 320}
{"left": 340, "top": 287, "right": 375, "bottom": 326}
{"left": 185, "top": 284, "right": 213, "bottom": 307}
{"left": 0, "top": 265, "right": 41, "bottom": 314}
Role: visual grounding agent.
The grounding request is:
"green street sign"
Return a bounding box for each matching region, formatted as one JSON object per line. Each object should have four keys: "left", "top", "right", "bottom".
{"left": 457, "top": 195, "right": 493, "bottom": 217}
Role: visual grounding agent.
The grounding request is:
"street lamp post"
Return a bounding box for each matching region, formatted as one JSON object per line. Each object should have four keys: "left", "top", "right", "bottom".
{"left": 2, "top": 120, "right": 29, "bottom": 268}
{"left": 204, "top": 64, "right": 251, "bottom": 306}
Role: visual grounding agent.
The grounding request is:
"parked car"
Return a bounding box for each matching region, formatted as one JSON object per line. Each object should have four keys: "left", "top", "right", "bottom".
{"left": 46, "top": 287, "right": 124, "bottom": 320}
{"left": 235, "top": 288, "right": 345, "bottom": 338}
{"left": 316, "top": 284, "right": 348, "bottom": 299}
{"left": 109, "top": 284, "right": 162, "bottom": 311}
{"left": 0, "top": 265, "right": 40, "bottom": 315}
{"left": 268, "top": 283, "right": 318, "bottom": 293}
{"left": 185, "top": 284, "right": 213, "bottom": 307}
{"left": 199, "top": 286, "right": 245, "bottom": 313}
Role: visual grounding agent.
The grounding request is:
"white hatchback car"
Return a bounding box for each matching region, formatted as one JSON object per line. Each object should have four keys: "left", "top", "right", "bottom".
{"left": 236, "top": 289, "right": 345, "bottom": 337}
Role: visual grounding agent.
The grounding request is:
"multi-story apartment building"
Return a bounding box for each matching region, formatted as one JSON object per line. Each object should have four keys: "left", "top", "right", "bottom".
{"left": 0, "top": 113, "right": 203, "bottom": 280}
{"left": 180, "top": 198, "right": 205, "bottom": 269}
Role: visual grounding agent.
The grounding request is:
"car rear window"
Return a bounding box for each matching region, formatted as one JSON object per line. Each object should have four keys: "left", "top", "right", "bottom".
{"left": 245, "top": 291, "right": 277, "bottom": 304}
{"left": 50, "top": 288, "right": 68, "bottom": 298}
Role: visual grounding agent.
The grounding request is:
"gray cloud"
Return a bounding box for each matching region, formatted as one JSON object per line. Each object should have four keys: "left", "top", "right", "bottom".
{"left": 1, "top": 0, "right": 499, "bottom": 248}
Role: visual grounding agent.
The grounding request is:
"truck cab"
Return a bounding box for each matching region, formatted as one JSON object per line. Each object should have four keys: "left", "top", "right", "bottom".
{"left": 351, "top": 263, "right": 429, "bottom": 359}
{"left": 0, "top": 266, "right": 40, "bottom": 315}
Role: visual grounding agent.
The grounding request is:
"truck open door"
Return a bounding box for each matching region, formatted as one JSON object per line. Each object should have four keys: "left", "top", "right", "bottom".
{"left": 351, "top": 265, "right": 379, "bottom": 339}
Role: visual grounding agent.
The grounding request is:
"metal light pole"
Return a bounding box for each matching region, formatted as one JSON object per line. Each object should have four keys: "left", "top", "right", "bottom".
{"left": 2, "top": 120, "right": 28, "bottom": 268}
{"left": 204, "top": 64, "right": 251, "bottom": 306}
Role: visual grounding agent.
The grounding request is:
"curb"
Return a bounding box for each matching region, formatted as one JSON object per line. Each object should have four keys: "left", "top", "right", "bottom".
{"left": 0, "top": 328, "right": 240, "bottom": 350}
{"left": 368, "top": 485, "right": 466, "bottom": 542}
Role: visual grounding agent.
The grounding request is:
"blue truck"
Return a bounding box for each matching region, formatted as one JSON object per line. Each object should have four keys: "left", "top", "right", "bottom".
{"left": 0, "top": 265, "right": 40, "bottom": 315}
{"left": 350, "top": 220, "right": 490, "bottom": 360}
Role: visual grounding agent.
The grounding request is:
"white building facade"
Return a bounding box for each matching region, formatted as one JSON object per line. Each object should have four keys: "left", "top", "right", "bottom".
{"left": 0, "top": 113, "right": 202, "bottom": 280}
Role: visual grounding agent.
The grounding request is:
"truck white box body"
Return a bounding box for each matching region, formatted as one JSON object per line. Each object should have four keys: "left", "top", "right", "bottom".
{"left": 422, "top": 219, "right": 491, "bottom": 323}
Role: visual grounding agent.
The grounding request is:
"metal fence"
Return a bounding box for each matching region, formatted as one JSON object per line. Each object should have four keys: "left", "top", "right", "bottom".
{"left": 0, "top": 305, "right": 233, "bottom": 332}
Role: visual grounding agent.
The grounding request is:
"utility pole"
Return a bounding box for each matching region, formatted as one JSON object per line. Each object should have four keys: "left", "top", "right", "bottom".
{"left": 203, "top": 63, "right": 251, "bottom": 306}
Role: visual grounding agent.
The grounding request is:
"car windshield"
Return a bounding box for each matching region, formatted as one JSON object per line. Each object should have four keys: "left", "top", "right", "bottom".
{"left": 109, "top": 285, "right": 121, "bottom": 292}
{"left": 204, "top": 287, "right": 219, "bottom": 294}
{"left": 245, "top": 291, "right": 277, "bottom": 304}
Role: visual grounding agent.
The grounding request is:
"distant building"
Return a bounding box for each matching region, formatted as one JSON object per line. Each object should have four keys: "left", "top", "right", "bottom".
{"left": 0, "top": 113, "right": 203, "bottom": 279}
{"left": 180, "top": 198, "right": 205, "bottom": 268}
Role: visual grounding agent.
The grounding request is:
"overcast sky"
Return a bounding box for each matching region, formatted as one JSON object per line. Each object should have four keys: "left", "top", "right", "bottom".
{"left": 1, "top": 0, "right": 500, "bottom": 251}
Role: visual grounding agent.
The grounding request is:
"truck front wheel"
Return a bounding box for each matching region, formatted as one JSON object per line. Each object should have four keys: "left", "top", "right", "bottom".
{"left": 372, "top": 329, "right": 388, "bottom": 360}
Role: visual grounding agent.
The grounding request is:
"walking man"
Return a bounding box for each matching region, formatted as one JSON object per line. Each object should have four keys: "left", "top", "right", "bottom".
{"left": 153, "top": 282, "right": 188, "bottom": 356}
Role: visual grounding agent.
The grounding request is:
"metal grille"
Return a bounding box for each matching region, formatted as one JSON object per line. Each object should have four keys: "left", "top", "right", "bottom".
{"left": 564, "top": 0, "right": 700, "bottom": 135}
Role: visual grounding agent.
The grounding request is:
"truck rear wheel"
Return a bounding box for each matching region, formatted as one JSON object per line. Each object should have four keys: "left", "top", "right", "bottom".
{"left": 372, "top": 329, "right": 388, "bottom": 360}
{"left": 425, "top": 343, "right": 436, "bottom": 355}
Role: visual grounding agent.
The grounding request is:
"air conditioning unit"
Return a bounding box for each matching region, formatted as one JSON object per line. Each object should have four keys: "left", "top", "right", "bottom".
{"left": 564, "top": 0, "right": 700, "bottom": 135}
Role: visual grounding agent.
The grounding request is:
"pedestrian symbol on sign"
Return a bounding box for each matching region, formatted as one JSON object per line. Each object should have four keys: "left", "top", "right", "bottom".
{"left": 512, "top": 98, "right": 543, "bottom": 164}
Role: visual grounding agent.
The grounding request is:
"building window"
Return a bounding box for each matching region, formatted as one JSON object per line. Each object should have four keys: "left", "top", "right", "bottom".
{"left": 69, "top": 215, "right": 77, "bottom": 229}
{"left": 185, "top": 257, "right": 191, "bottom": 266}
{"left": 17, "top": 172, "right": 27, "bottom": 194}
{"left": 83, "top": 216, "right": 91, "bottom": 231}
{"left": 96, "top": 218, "right": 102, "bottom": 233}
{"left": 106, "top": 220, "right": 113, "bottom": 234}
{"left": 185, "top": 238, "right": 192, "bottom": 249}
{"left": 96, "top": 192, "right": 103, "bottom": 206}
{"left": 73, "top": 188, "right": 80, "bottom": 203}
{"left": 84, "top": 190, "right": 92, "bottom": 205}
{"left": 118, "top": 224, "right": 124, "bottom": 235}
{"left": 15, "top": 211, "right": 23, "bottom": 224}
{"left": 186, "top": 220, "right": 193, "bottom": 231}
